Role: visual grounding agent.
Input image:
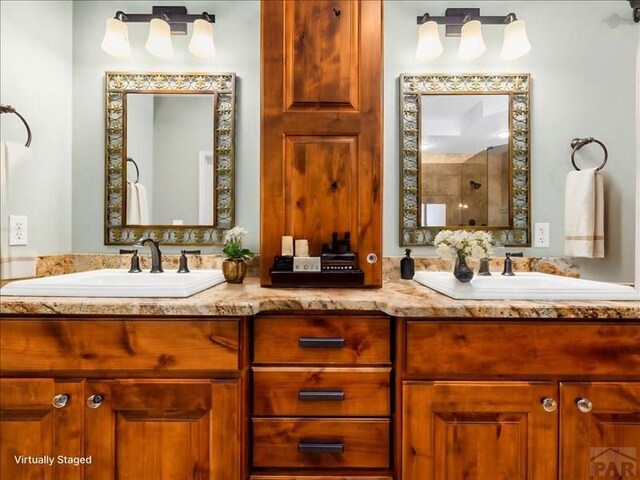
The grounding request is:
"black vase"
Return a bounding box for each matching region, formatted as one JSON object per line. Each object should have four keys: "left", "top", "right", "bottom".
{"left": 453, "top": 255, "right": 474, "bottom": 283}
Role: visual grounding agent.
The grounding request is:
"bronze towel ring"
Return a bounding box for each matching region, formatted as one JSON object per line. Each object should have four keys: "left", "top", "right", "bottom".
{"left": 570, "top": 137, "right": 607, "bottom": 172}
{"left": 0, "top": 104, "right": 32, "bottom": 147}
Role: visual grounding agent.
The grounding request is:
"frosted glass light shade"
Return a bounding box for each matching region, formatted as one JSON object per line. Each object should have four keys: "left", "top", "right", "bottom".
{"left": 101, "top": 18, "right": 131, "bottom": 58}
{"left": 457, "top": 20, "right": 486, "bottom": 60}
{"left": 501, "top": 19, "right": 531, "bottom": 60}
{"left": 416, "top": 21, "right": 443, "bottom": 61}
{"left": 189, "top": 19, "right": 216, "bottom": 59}
{"left": 145, "top": 18, "right": 174, "bottom": 58}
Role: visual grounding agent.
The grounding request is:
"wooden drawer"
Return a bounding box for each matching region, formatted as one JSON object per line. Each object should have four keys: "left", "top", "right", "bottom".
{"left": 253, "top": 316, "right": 390, "bottom": 364}
{"left": 251, "top": 477, "right": 392, "bottom": 479}
{"left": 405, "top": 321, "right": 640, "bottom": 378}
{"left": 252, "top": 418, "right": 390, "bottom": 468}
{"left": 253, "top": 367, "right": 390, "bottom": 416}
{"left": 0, "top": 318, "right": 240, "bottom": 373}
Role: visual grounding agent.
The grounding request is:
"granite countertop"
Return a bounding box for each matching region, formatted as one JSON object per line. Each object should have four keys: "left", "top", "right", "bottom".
{"left": 1, "top": 278, "right": 639, "bottom": 319}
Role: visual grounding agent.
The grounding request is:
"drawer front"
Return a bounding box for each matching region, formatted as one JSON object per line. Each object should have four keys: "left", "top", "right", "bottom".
{"left": 252, "top": 418, "right": 389, "bottom": 468}
{"left": 0, "top": 319, "right": 240, "bottom": 373}
{"left": 253, "top": 316, "right": 390, "bottom": 364}
{"left": 253, "top": 367, "right": 390, "bottom": 416}
{"left": 251, "top": 477, "right": 392, "bottom": 480}
{"left": 405, "top": 321, "right": 640, "bottom": 378}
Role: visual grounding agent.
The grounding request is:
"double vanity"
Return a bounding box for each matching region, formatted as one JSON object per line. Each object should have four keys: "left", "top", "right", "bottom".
{"left": 1, "top": 1, "right": 639, "bottom": 479}
{"left": 1, "top": 266, "right": 639, "bottom": 480}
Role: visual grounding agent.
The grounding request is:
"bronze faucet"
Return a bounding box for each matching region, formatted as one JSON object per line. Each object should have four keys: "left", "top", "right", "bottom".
{"left": 134, "top": 237, "right": 163, "bottom": 273}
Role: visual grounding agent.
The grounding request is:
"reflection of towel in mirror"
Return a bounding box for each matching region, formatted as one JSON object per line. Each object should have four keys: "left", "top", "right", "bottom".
{"left": 0, "top": 141, "right": 35, "bottom": 279}
{"left": 564, "top": 168, "right": 604, "bottom": 258}
{"left": 126, "top": 182, "right": 150, "bottom": 225}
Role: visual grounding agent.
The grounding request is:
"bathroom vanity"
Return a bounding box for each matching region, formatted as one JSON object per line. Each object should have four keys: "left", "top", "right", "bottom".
{"left": 2, "top": 280, "right": 639, "bottom": 480}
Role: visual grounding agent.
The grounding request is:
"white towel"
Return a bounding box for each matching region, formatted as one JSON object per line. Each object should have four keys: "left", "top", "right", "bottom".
{"left": 0, "top": 141, "right": 35, "bottom": 279}
{"left": 126, "top": 182, "right": 140, "bottom": 225}
{"left": 136, "top": 183, "right": 149, "bottom": 225}
{"left": 126, "top": 183, "right": 150, "bottom": 225}
{"left": 564, "top": 168, "right": 604, "bottom": 258}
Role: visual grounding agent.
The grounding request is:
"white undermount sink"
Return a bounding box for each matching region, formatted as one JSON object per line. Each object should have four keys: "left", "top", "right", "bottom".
{"left": 413, "top": 271, "right": 640, "bottom": 301}
{"left": 0, "top": 269, "right": 226, "bottom": 298}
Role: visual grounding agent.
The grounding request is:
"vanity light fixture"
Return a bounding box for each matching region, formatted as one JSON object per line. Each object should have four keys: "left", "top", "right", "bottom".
{"left": 416, "top": 8, "right": 530, "bottom": 61}
{"left": 101, "top": 6, "right": 216, "bottom": 59}
{"left": 145, "top": 18, "right": 174, "bottom": 58}
{"left": 457, "top": 19, "right": 486, "bottom": 60}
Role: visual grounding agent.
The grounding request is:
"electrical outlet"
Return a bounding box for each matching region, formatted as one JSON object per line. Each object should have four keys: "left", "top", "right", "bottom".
{"left": 9, "top": 215, "right": 28, "bottom": 246}
{"left": 534, "top": 222, "right": 549, "bottom": 248}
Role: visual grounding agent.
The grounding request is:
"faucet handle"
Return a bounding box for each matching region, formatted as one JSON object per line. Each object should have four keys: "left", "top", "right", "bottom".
{"left": 177, "top": 250, "right": 201, "bottom": 273}
{"left": 120, "top": 249, "right": 142, "bottom": 273}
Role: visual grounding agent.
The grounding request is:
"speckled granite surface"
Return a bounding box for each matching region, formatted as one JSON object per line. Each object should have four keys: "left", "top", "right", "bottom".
{"left": 2, "top": 277, "right": 638, "bottom": 319}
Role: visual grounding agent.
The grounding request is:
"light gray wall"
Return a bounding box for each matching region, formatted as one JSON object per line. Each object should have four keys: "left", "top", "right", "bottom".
{"left": 0, "top": 0, "right": 73, "bottom": 257}
{"left": 72, "top": 0, "right": 260, "bottom": 253}
{"left": 152, "top": 95, "right": 212, "bottom": 224}
{"left": 70, "top": 1, "right": 637, "bottom": 281}
{"left": 385, "top": 1, "right": 638, "bottom": 282}
{"left": 126, "top": 94, "right": 155, "bottom": 212}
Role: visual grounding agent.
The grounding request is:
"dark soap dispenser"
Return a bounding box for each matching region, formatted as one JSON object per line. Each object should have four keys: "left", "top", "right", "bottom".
{"left": 401, "top": 248, "right": 415, "bottom": 279}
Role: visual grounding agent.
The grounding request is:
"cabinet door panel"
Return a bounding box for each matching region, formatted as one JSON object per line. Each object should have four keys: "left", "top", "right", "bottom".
{"left": 561, "top": 382, "right": 640, "bottom": 480}
{"left": 0, "top": 379, "right": 83, "bottom": 480}
{"left": 284, "top": 136, "right": 358, "bottom": 254}
{"left": 284, "top": 0, "right": 359, "bottom": 109}
{"left": 402, "top": 382, "right": 557, "bottom": 480}
{"left": 85, "top": 380, "right": 240, "bottom": 480}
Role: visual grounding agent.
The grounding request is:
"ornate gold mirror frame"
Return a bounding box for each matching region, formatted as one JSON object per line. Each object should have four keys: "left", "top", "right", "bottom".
{"left": 105, "top": 72, "right": 235, "bottom": 245}
{"left": 399, "top": 73, "right": 530, "bottom": 246}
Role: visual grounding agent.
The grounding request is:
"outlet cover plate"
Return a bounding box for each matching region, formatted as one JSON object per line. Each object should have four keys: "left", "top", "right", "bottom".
{"left": 9, "top": 215, "right": 28, "bottom": 246}
{"left": 534, "top": 222, "right": 550, "bottom": 248}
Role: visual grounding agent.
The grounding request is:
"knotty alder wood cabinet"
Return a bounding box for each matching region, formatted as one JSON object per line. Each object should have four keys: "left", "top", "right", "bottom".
{"left": 251, "top": 314, "right": 392, "bottom": 479}
{"left": 2, "top": 314, "right": 638, "bottom": 480}
{"left": 400, "top": 320, "right": 640, "bottom": 480}
{"left": 0, "top": 317, "right": 244, "bottom": 480}
{"left": 260, "top": 0, "right": 383, "bottom": 287}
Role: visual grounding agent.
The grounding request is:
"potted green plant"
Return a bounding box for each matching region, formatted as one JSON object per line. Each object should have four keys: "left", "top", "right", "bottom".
{"left": 222, "top": 227, "right": 255, "bottom": 283}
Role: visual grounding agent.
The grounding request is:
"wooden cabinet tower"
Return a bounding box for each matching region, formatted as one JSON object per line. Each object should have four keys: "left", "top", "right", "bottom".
{"left": 260, "top": 0, "right": 383, "bottom": 287}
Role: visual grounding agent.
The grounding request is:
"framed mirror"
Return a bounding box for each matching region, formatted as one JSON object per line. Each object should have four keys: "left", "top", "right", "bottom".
{"left": 105, "top": 72, "right": 235, "bottom": 245}
{"left": 400, "top": 74, "right": 530, "bottom": 246}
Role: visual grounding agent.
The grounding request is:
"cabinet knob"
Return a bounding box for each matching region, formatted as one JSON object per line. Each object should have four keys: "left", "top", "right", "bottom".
{"left": 87, "top": 394, "right": 103, "bottom": 409}
{"left": 52, "top": 393, "right": 69, "bottom": 409}
{"left": 541, "top": 397, "right": 557, "bottom": 412}
{"left": 576, "top": 397, "right": 593, "bottom": 413}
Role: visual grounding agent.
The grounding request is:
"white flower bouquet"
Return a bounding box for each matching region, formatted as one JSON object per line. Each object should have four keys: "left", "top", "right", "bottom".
{"left": 434, "top": 230, "right": 494, "bottom": 261}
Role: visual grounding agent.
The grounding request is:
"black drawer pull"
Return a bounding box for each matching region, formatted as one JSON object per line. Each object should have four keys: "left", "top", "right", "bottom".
{"left": 298, "top": 337, "right": 345, "bottom": 348}
{"left": 298, "top": 441, "right": 344, "bottom": 454}
{"left": 298, "top": 390, "right": 345, "bottom": 401}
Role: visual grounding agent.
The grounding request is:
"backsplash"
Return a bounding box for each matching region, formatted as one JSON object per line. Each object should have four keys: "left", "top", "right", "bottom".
{"left": 34, "top": 254, "right": 578, "bottom": 282}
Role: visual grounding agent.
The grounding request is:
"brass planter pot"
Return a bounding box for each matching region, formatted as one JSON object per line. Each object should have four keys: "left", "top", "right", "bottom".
{"left": 222, "top": 258, "right": 247, "bottom": 284}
